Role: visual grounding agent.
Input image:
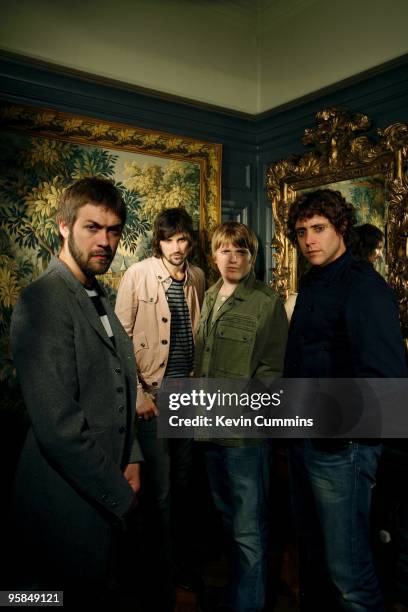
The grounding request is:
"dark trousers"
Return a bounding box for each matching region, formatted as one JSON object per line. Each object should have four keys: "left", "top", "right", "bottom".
{"left": 136, "top": 418, "right": 193, "bottom": 610}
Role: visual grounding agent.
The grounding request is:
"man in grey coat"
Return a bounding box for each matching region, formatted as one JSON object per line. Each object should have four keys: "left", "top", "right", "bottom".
{"left": 11, "top": 177, "right": 142, "bottom": 604}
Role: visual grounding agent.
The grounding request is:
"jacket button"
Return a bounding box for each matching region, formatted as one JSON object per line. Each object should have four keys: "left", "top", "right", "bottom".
{"left": 116, "top": 386, "right": 123, "bottom": 393}
{"left": 161, "top": 339, "right": 168, "bottom": 345}
{"left": 111, "top": 501, "right": 118, "bottom": 508}
{"left": 114, "top": 367, "right": 121, "bottom": 374}
{"left": 118, "top": 426, "right": 125, "bottom": 434}
{"left": 158, "top": 275, "right": 162, "bottom": 280}
{"left": 149, "top": 298, "right": 154, "bottom": 302}
{"left": 162, "top": 317, "right": 168, "bottom": 323}
{"left": 160, "top": 362, "right": 165, "bottom": 367}
{"left": 152, "top": 381, "right": 158, "bottom": 387}
{"left": 118, "top": 405, "right": 124, "bottom": 412}
{"left": 141, "top": 343, "right": 146, "bottom": 348}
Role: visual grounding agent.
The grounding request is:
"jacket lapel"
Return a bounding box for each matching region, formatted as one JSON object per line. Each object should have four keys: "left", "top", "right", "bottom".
{"left": 50, "top": 256, "right": 117, "bottom": 353}
{"left": 101, "top": 292, "right": 131, "bottom": 356}
{"left": 203, "top": 279, "right": 221, "bottom": 334}
{"left": 209, "top": 295, "right": 233, "bottom": 329}
{"left": 75, "top": 284, "right": 117, "bottom": 352}
{"left": 205, "top": 271, "right": 256, "bottom": 330}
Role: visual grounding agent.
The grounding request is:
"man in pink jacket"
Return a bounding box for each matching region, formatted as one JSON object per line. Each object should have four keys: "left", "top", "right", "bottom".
{"left": 115, "top": 207, "right": 205, "bottom": 610}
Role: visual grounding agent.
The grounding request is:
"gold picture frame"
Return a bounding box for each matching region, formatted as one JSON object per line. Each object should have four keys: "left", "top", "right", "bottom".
{"left": 0, "top": 103, "right": 222, "bottom": 388}
{"left": 266, "top": 106, "right": 408, "bottom": 339}
{"left": 0, "top": 102, "right": 222, "bottom": 271}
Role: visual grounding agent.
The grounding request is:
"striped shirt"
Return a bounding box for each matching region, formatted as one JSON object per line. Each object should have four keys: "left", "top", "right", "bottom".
{"left": 85, "top": 285, "right": 115, "bottom": 346}
{"left": 165, "top": 278, "right": 194, "bottom": 378}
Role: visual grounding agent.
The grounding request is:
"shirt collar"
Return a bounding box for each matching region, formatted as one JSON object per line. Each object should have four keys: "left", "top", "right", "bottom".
{"left": 206, "top": 269, "right": 256, "bottom": 302}
{"left": 153, "top": 256, "right": 190, "bottom": 285}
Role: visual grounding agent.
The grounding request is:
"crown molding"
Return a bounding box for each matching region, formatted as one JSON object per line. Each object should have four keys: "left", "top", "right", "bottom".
{"left": 1, "top": 49, "right": 407, "bottom": 129}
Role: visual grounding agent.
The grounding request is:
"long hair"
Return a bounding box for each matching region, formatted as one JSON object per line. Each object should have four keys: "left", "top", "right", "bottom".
{"left": 152, "top": 208, "right": 194, "bottom": 257}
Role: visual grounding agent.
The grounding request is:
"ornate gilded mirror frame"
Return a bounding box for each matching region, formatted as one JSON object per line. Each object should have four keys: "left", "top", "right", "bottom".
{"left": 266, "top": 106, "right": 408, "bottom": 340}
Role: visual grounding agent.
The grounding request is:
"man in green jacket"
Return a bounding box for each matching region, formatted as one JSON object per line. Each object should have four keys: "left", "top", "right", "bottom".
{"left": 195, "top": 221, "right": 288, "bottom": 612}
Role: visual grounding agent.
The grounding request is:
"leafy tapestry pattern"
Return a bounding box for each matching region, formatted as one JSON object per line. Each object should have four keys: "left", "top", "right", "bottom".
{"left": 0, "top": 132, "right": 202, "bottom": 389}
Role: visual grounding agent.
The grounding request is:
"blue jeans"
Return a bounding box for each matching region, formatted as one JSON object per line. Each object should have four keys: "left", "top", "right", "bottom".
{"left": 204, "top": 442, "right": 271, "bottom": 612}
{"left": 289, "top": 440, "right": 384, "bottom": 612}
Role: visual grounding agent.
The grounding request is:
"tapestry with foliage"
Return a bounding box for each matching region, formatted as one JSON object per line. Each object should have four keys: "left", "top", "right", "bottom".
{"left": 0, "top": 104, "right": 221, "bottom": 397}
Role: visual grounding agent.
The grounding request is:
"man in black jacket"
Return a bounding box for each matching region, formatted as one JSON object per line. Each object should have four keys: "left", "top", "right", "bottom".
{"left": 284, "top": 189, "right": 407, "bottom": 612}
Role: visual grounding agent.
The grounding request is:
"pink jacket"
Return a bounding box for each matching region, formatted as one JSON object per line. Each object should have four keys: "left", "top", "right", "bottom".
{"left": 115, "top": 256, "right": 205, "bottom": 389}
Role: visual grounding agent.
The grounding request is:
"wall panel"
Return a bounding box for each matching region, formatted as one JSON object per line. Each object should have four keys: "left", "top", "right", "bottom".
{"left": 1, "top": 52, "right": 408, "bottom": 282}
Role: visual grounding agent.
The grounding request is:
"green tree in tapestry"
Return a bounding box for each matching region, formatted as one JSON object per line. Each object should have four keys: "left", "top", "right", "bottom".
{"left": 0, "top": 133, "right": 147, "bottom": 387}
{"left": 0, "top": 132, "right": 200, "bottom": 390}
{"left": 124, "top": 159, "right": 200, "bottom": 226}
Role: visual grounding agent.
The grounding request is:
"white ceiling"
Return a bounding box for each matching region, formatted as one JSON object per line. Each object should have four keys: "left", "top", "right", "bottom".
{"left": 1, "top": 0, "right": 407, "bottom": 113}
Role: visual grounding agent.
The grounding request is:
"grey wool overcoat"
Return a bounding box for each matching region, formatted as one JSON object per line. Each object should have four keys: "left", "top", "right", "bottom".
{"left": 11, "top": 257, "right": 142, "bottom": 585}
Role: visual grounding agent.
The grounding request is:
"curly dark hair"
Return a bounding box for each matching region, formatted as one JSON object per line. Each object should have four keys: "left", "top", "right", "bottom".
{"left": 287, "top": 189, "right": 356, "bottom": 245}
{"left": 351, "top": 223, "right": 384, "bottom": 262}
{"left": 152, "top": 207, "right": 194, "bottom": 257}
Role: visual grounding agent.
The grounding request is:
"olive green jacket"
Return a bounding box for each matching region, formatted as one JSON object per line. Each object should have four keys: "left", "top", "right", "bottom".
{"left": 194, "top": 271, "right": 288, "bottom": 445}
{"left": 195, "top": 271, "right": 288, "bottom": 379}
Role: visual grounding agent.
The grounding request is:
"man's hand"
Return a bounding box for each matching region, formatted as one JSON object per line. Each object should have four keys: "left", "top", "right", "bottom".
{"left": 136, "top": 388, "right": 159, "bottom": 420}
{"left": 124, "top": 462, "right": 141, "bottom": 494}
{"left": 124, "top": 462, "right": 140, "bottom": 514}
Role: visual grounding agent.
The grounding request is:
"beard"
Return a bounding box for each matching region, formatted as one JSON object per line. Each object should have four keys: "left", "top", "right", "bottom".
{"left": 162, "top": 252, "right": 188, "bottom": 268}
{"left": 68, "top": 233, "right": 114, "bottom": 279}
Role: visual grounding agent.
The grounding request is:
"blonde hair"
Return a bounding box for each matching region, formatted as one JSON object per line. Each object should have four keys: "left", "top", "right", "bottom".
{"left": 211, "top": 222, "right": 258, "bottom": 263}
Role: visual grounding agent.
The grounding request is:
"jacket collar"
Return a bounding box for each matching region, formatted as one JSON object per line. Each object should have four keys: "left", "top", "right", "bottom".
{"left": 203, "top": 270, "right": 256, "bottom": 332}
{"left": 50, "top": 254, "right": 107, "bottom": 295}
{"left": 206, "top": 269, "right": 256, "bottom": 305}
{"left": 49, "top": 256, "right": 117, "bottom": 353}
{"left": 48, "top": 255, "right": 87, "bottom": 292}
{"left": 151, "top": 256, "right": 193, "bottom": 286}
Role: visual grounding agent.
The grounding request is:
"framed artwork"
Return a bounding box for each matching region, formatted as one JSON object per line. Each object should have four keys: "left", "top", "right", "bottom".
{"left": 0, "top": 103, "right": 222, "bottom": 389}
{"left": 266, "top": 106, "right": 408, "bottom": 341}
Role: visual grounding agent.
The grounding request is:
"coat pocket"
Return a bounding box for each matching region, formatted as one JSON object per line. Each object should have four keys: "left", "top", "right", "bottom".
{"left": 133, "top": 331, "right": 149, "bottom": 353}
{"left": 137, "top": 283, "right": 159, "bottom": 305}
{"left": 214, "top": 319, "right": 256, "bottom": 377}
